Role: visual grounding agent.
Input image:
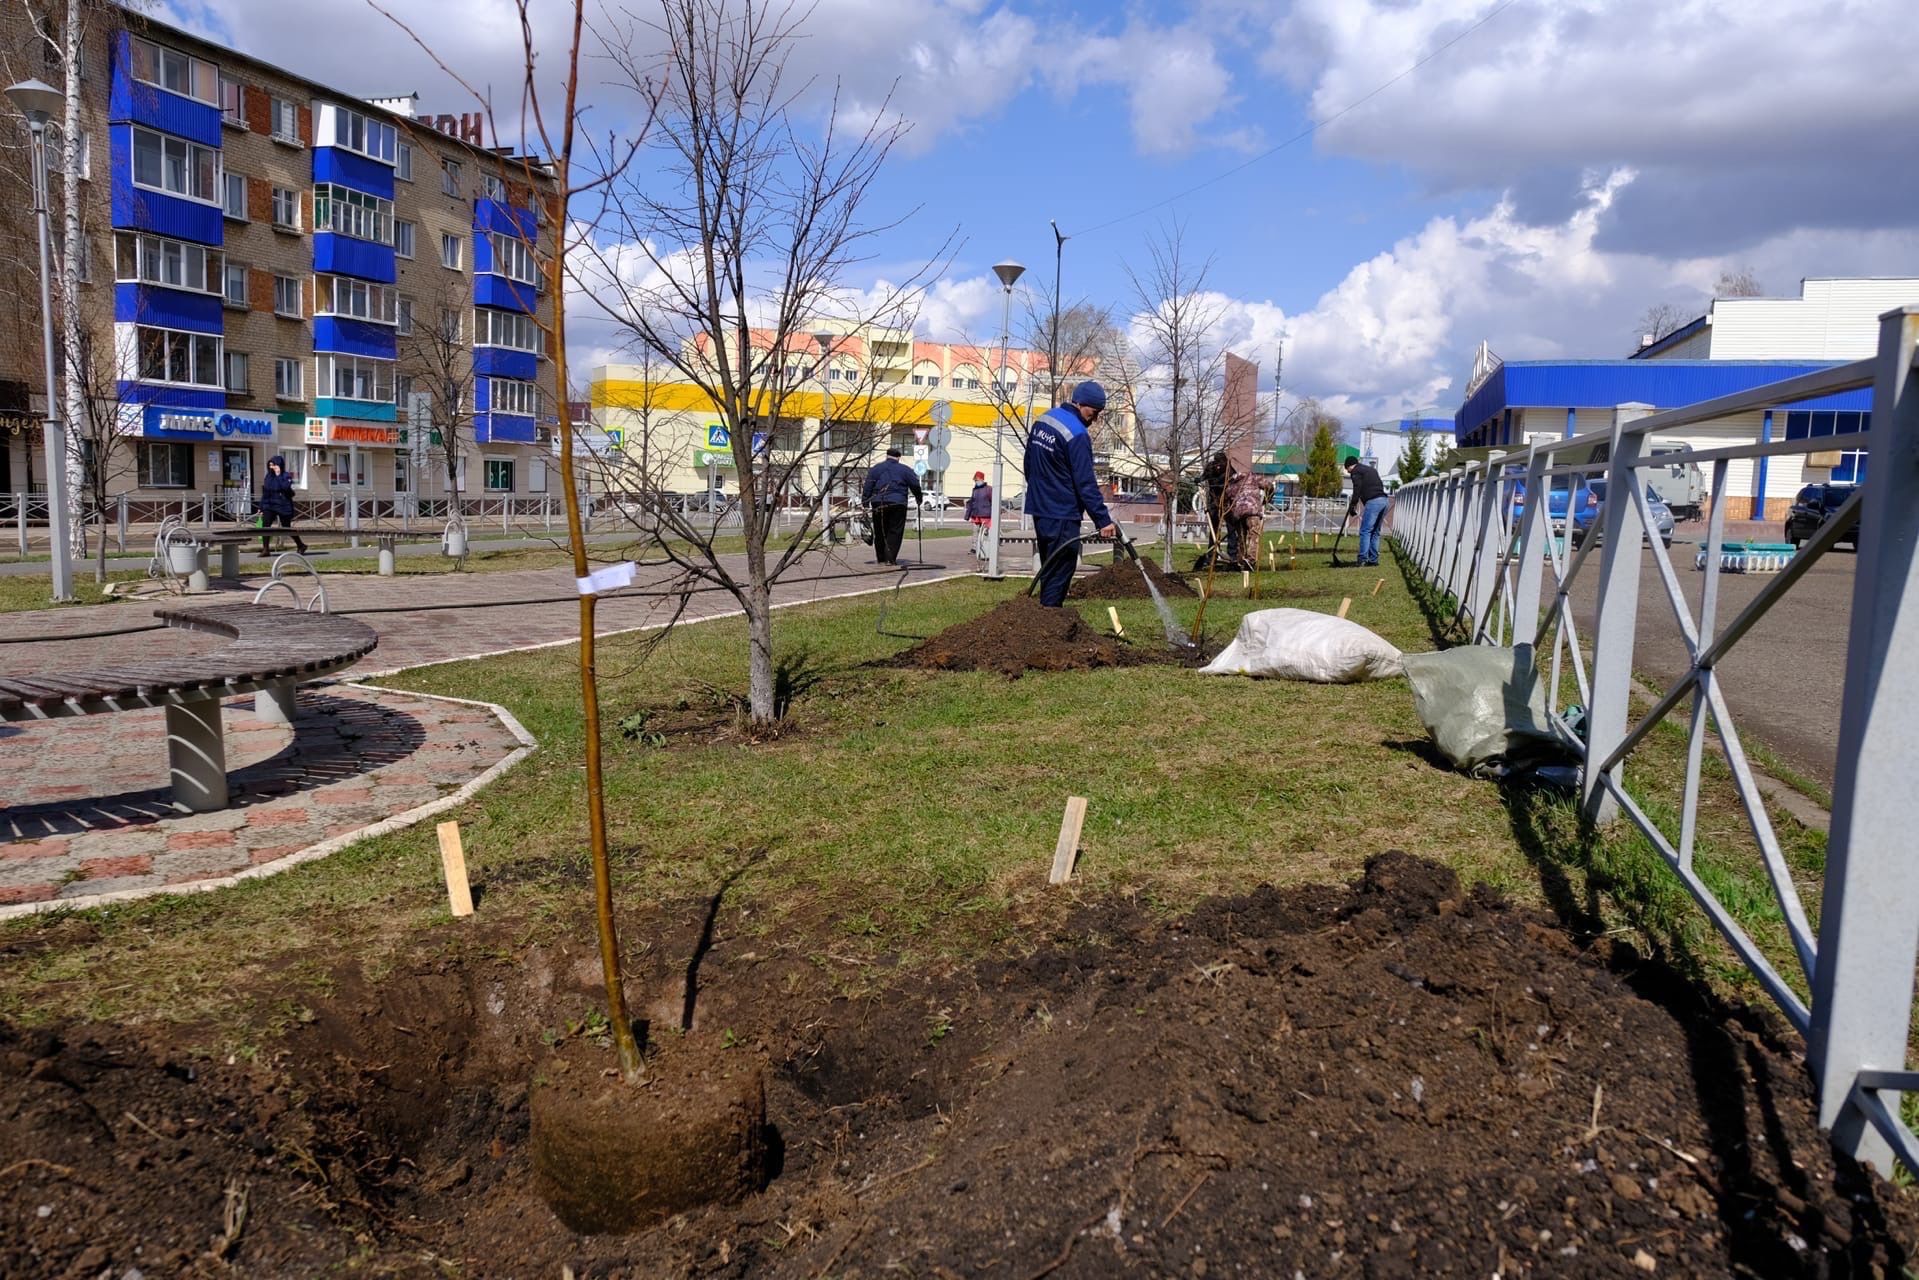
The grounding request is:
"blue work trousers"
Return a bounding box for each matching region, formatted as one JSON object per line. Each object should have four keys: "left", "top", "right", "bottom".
{"left": 1033, "top": 518, "right": 1082, "bottom": 607}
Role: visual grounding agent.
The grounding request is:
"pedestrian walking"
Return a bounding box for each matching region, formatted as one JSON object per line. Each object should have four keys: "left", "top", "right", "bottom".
{"left": 1344, "top": 456, "right": 1389, "bottom": 568}
{"left": 258, "top": 455, "right": 306, "bottom": 556}
{"left": 964, "top": 470, "right": 994, "bottom": 560}
{"left": 1022, "top": 381, "right": 1116, "bottom": 606}
{"left": 861, "top": 446, "right": 922, "bottom": 565}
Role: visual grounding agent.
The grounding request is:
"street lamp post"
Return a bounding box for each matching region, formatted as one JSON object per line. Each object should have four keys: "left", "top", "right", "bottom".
{"left": 986, "top": 259, "right": 1024, "bottom": 580}
{"left": 9, "top": 78, "right": 74, "bottom": 602}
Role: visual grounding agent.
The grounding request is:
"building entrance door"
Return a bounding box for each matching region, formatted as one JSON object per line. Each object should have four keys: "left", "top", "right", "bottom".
{"left": 220, "top": 447, "right": 253, "bottom": 520}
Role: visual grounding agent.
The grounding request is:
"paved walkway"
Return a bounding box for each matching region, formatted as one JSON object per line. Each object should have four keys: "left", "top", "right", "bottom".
{"left": 0, "top": 540, "right": 985, "bottom": 915}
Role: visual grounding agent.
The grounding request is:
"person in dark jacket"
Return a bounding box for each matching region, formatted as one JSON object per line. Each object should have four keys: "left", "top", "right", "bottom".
{"left": 963, "top": 471, "right": 994, "bottom": 561}
{"left": 1344, "top": 456, "right": 1389, "bottom": 567}
{"left": 1022, "top": 381, "right": 1116, "bottom": 606}
{"left": 1197, "top": 451, "right": 1236, "bottom": 569}
{"left": 861, "top": 446, "right": 922, "bottom": 565}
{"left": 258, "top": 455, "right": 306, "bottom": 555}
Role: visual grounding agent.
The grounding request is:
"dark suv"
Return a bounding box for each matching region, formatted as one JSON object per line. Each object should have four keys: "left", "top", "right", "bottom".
{"left": 1784, "top": 484, "right": 1860, "bottom": 550}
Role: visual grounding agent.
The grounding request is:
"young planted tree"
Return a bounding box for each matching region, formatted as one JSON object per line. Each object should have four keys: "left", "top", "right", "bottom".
{"left": 1301, "top": 423, "right": 1342, "bottom": 499}
{"left": 574, "top": 0, "right": 940, "bottom": 726}
{"left": 1106, "top": 224, "right": 1229, "bottom": 570}
{"left": 1395, "top": 429, "right": 1430, "bottom": 486}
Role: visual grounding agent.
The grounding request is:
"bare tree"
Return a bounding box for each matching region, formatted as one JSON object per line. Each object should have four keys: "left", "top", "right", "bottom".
{"left": 574, "top": 0, "right": 943, "bottom": 727}
{"left": 1714, "top": 265, "right": 1764, "bottom": 297}
{"left": 1633, "top": 301, "right": 1686, "bottom": 351}
{"left": 1106, "top": 224, "right": 1230, "bottom": 571}
{"left": 396, "top": 273, "right": 485, "bottom": 511}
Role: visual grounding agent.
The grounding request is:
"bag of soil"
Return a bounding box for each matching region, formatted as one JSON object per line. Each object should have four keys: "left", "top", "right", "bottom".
{"left": 1400, "top": 645, "right": 1568, "bottom": 775}
{"left": 1197, "top": 608, "right": 1403, "bottom": 683}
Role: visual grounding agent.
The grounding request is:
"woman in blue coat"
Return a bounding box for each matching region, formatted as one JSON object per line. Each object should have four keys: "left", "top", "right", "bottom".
{"left": 258, "top": 455, "right": 306, "bottom": 555}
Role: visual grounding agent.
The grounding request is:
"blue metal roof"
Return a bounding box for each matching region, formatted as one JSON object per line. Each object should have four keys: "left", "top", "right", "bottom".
{"left": 1455, "top": 359, "right": 1872, "bottom": 441}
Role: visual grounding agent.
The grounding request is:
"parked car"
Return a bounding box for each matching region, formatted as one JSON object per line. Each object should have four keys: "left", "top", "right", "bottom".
{"left": 1571, "top": 478, "right": 1674, "bottom": 548}
{"left": 1784, "top": 483, "right": 1860, "bottom": 550}
{"left": 1511, "top": 472, "right": 1601, "bottom": 533}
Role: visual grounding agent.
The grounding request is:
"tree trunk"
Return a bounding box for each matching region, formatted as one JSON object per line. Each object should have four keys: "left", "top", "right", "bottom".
{"left": 1160, "top": 492, "right": 1175, "bottom": 571}
{"left": 744, "top": 583, "right": 775, "bottom": 724}
{"left": 95, "top": 516, "right": 107, "bottom": 584}
{"left": 58, "top": 0, "right": 87, "bottom": 563}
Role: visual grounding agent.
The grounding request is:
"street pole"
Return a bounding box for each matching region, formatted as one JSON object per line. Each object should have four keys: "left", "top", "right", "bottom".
{"left": 11, "top": 80, "right": 74, "bottom": 601}
{"left": 986, "top": 259, "right": 1025, "bottom": 580}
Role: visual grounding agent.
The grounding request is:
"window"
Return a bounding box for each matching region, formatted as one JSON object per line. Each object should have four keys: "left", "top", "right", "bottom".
{"left": 316, "top": 103, "right": 397, "bottom": 164}
{"left": 270, "top": 97, "right": 300, "bottom": 144}
{"left": 489, "top": 378, "right": 537, "bottom": 417}
{"left": 396, "top": 143, "right": 413, "bottom": 181}
{"left": 394, "top": 219, "right": 416, "bottom": 259}
{"left": 910, "top": 370, "right": 941, "bottom": 387}
{"left": 313, "top": 184, "right": 393, "bottom": 244}
{"left": 1783, "top": 409, "right": 1871, "bottom": 486}
{"left": 440, "top": 233, "right": 462, "bottom": 269}
{"left": 315, "top": 274, "right": 399, "bottom": 324}
{"left": 273, "top": 274, "right": 301, "bottom": 317}
{"left": 130, "top": 37, "right": 218, "bottom": 104}
{"left": 488, "top": 233, "right": 537, "bottom": 285}
{"left": 282, "top": 448, "right": 308, "bottom": 488}
{"left": 137, "top": 442, "right": 194, "bottom": 488}
{"left": 271, "top": 186, "right": 300, "bottom": 229}
{"left": 219, "top": 75, "right": 244, "bottom": 125}
{"left": 223, "top": 262, "right": 248, "bottom": 307}
{"left": 480, "top": 172, "right": 507, "bottom": 202}
{"left": 474, "top": 308, "right": 540, "bottom": 351}
{"left": 223, "top": 171, "right": 247, "bottom": 220}
{"left": 318, "top": 354, "right": 396, "bottom": 403}
{"left": 397, "top": 297, "right": 414, "bottom": 336}
{"left": 440, "top": 157, "right": 462, "bottom": 196}
{"left": 224, "top": 350, "right": 249, "bottom": 393}
{"left": 952, "top": 366, "right": 982, "bottom": 390}
{"left": 330, "top": 449, "right": 370, "bottom": 488}
{"left": 438, "top": 307, "right": 462, "bottom": 341}
{"left": 131, "top": 127, "right": 219, "bottom": 203}
{"left": 114, "top": 233, "right": 223, "bottom": 294}
{"left": 395, "top": 375, "right": 413, "bottom": 410}
{"left": 483, "top": 458, "right": 515, "bottom": 491}
{"left": 135, "top": 325, "right": 221, "bottom": 387}
{"left": 274, "top": 356, "right": 302, "bottom": 399}
{"left": 395, "top": 457, "right": 411, "bottom": 492}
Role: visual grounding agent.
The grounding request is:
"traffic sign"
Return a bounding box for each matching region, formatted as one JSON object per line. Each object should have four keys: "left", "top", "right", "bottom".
{"left": 707, "top": 423, "right": 730, "bottom": 448}
{"left": 928, "top": 446, "right": 951, "bottom": 471}
{"left": 928, "top": 425, "right": 952, "bottom": 449}
{"left": 913, "top": 427, "right": 929, "bottom": 445}
{"left": 930, "top": 401, "right": 952, "bottom": 428}
{"left": 751, "top": 431, "right": 768, "bottom": 455}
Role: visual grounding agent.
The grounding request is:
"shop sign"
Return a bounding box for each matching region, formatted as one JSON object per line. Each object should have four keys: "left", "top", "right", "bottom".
{"left": 692, "top": 448, "right": 734, "bottom": 468}
{"left": 140, "top": 407, "right": 275, "bottom": 441}
{"left": 306, "top": 418, "right": 400, "bottom": 447}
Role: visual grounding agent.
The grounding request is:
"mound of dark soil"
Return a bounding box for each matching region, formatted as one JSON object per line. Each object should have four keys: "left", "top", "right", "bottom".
{"left": 1068, "top": 557, "right": 1199, "bottom": 600}
{"left": 4, "top": 854, "right": 1914, "bottom": 1278}
{"left": 893, "top": 593, "right": 1165, "bottom": 676}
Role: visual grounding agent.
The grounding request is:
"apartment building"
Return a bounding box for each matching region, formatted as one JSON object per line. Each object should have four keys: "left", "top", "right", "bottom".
{"left": 0, "top": 7, "right": 561, "bottom": 514}
{"left": 589, "top": 324, "right": 1121, "bottom": 501}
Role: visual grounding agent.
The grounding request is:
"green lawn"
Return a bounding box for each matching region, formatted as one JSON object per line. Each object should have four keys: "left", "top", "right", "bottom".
{"left": 0, "top": 573, "right": 143, "bottom": 613}
{"left": 0, "top": 547, "right": 1833, "bottom": 1051}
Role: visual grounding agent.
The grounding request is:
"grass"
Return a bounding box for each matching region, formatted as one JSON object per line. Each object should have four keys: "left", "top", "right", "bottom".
{"left": 0, "top": 544, "right": 1859, "bottom": 1060}
{"left": 0, "top": 573, "right": 145, "bottom": 613}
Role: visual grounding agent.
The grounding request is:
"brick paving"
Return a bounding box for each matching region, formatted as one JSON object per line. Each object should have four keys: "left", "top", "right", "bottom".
{"left": 0, "top": 539, "right": 982, "bottom": 915}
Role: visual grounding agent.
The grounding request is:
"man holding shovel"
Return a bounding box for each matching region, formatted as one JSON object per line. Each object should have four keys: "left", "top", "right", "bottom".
{"left": 1024, "top": 381, "right": 1117, "bottom": 607}
{"left": 1344, "top": 455, "right": 1389, "bottom": 568}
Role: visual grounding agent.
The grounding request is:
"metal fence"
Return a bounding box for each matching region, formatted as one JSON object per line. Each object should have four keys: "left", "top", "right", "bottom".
{"left": 1390, "top": 306, "right": 1919, "bottom": 1176}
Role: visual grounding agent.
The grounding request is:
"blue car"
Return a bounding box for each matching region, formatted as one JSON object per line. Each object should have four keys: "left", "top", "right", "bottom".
{"left": 1510, "top": 472, "right": 1600, "bottom": 533}
{"left": 1571, "top": 478, "right": 1675, "bottom": 548}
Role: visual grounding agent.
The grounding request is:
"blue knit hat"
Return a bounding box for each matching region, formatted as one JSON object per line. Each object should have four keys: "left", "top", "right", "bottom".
{"left": 1071, "top": 380, "right": 1107, "bottom": 411}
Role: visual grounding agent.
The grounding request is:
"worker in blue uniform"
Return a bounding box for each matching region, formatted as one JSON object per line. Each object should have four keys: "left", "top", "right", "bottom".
{"left": 1022, "top": 381, "right": 1117, "bottom": 606}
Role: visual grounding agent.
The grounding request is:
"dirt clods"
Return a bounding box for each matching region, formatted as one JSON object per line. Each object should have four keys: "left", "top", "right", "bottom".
{"left": 1068, "top": 557, "right": 1199, "bottom": 599}
{"left": 893, "top": 593, "right": 1165, "bottom": 676}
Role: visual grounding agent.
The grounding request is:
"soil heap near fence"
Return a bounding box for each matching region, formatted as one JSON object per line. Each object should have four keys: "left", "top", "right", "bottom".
{"left": 4, "top": 853, "right": 1912, "bottom": 1277}
{"left": 892, "top": 594, "right": 1170, "bottom": 676}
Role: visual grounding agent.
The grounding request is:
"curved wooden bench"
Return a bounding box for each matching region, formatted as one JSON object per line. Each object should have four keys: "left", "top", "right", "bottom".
{"left": 0, "top": 604, "right": 378, "bottom": 812}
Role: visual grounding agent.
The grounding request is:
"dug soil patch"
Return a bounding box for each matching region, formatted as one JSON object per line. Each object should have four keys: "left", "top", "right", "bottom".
{"left": 1068, "top": 557, "right": 1199, "bottom": 600}
{"left": 893, "top": 593, "right": 1173, "bottom": 676}
{"left": 4, "top": 854, "right": 1914, "bottom": 1277}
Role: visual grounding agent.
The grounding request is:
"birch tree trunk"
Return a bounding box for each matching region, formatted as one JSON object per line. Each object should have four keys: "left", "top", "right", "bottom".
{"left": 59, "top": 0, "right": 89, "bottom": 569}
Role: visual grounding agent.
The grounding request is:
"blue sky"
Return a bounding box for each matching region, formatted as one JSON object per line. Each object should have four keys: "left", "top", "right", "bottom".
{"left": 161, "top": 0, "right": 1919, "bottom": 426}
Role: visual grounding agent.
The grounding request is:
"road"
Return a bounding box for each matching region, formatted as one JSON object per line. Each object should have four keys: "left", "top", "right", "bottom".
{"left": 1563, "top": 538, "right": 1854, "bottom": 787}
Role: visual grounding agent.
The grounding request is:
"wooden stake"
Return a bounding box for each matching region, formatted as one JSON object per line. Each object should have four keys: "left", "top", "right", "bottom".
{"left": 1107, "top": 606, "right": 1124, "bottom": 636}
{"left": 1336, "top": 597, "right": 1352, "bottom": 620}
{"left": 1371, "top": 577, "right": 1385, "bottom": 597}
{"left": 1313, "top": 531, "right": 1319, "bottom": 548}
{"left": 1050, "top": 797, "right": 1088, "bottom": 886}
{"left": 436, "top": 821, "right": 474, "bottom": 917}
{"left": 1240, "top": 569, "right": 1249, "bottom": 590}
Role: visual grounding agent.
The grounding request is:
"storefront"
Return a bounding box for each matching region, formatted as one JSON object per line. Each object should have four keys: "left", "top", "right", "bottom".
{"left": 303, "top": 418, "right": 403, "bottom": 497}
{"left": 128, "top": 405, "right": 277, "bottom": 510}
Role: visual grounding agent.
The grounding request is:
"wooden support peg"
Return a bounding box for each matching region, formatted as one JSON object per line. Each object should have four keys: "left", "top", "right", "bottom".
{"left": 1241, "top": 570, "right": 1250, "bottom": 590}
{"left": 437, "top": 820, "right": 474, "bottom": 917}
{"left": 1050, "top": 797, "right": 1088, "bottom": 886}
{"left": 1371, "top": 577, "right": 1385, "bottom": 597}
{"left": 1336, "top": 597, "right": 1353, "bottom": 620}
{"left": 1107, "top": 606, "right": 1124, "bottom": 636}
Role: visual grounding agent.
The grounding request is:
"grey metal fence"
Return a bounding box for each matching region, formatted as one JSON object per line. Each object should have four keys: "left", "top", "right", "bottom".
{"left": 1390, "top": 305, "right": 1919, "bottom": 1177}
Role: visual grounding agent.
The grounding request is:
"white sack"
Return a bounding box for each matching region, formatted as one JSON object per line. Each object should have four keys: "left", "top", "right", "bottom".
{"left": 1198, "top": 608, "right": 1403, "bottom": 683}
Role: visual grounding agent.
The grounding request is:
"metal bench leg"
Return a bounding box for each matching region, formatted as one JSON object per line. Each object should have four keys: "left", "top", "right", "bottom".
{"left": 166, "top": 700, "right": 229, "bottom": 812}
{"left": 220, "top": 542, "right": 241, "bottom": 580}
{"left": 187, "top": 548, "right": 211, "bottom": 593}
{"left": 255, "top": 680, "right": 297, "bottom": 725}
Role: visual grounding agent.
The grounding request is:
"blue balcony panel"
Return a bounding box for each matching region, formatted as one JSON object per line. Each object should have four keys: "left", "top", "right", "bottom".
{"left": 114, "top": 283, "right": 224, "bottom": 332}
{"left": 472, "top": 346, "right": 537, "bottom": 380}
{"left": 313, "top": 147, "right": 396, "bottom": 200}
{"left": 313, "top": 316, "right": 398, "bottom": 361}
{"left": 474, "top": 274, "right": 536, "bottom": 313}
{"left": 313, "top": 233, "right": 397, "bottom": 283}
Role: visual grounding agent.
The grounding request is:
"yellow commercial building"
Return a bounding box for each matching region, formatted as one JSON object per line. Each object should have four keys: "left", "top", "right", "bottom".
{"left": 586, "top": 328, "right": 1124, "bottom": 503}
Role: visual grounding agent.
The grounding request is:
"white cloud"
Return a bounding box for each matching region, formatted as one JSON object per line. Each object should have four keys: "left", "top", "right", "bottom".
{"left": 1060, "top": 23, "right": 1251, "bottom": 156}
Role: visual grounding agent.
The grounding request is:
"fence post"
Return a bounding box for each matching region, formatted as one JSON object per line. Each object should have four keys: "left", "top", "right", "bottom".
{"left": 116, "top": 494, "right": 128, "bottom": 554}
{"left": 1468, "top": 453, "right": 1507, "bottom": 639}
{"left": 1511, "top": 443, "right": 1550, "bottom": 655}
{"left": 1580, "top": 402, "right": 1653, "bottom": 825}
{"left": 201, "top": 492, "right": 212, "bottom": 529}
{"left": 1808, "top": 306, "right": 1919, "bottom": 1176}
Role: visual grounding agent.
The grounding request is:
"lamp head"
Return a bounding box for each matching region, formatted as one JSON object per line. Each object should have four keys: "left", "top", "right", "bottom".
{"left": 992, "top": 260, "right": 1025, "bottom": 290}
{"left": 6, "top": 78, "right": 64, "bottom": 123}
